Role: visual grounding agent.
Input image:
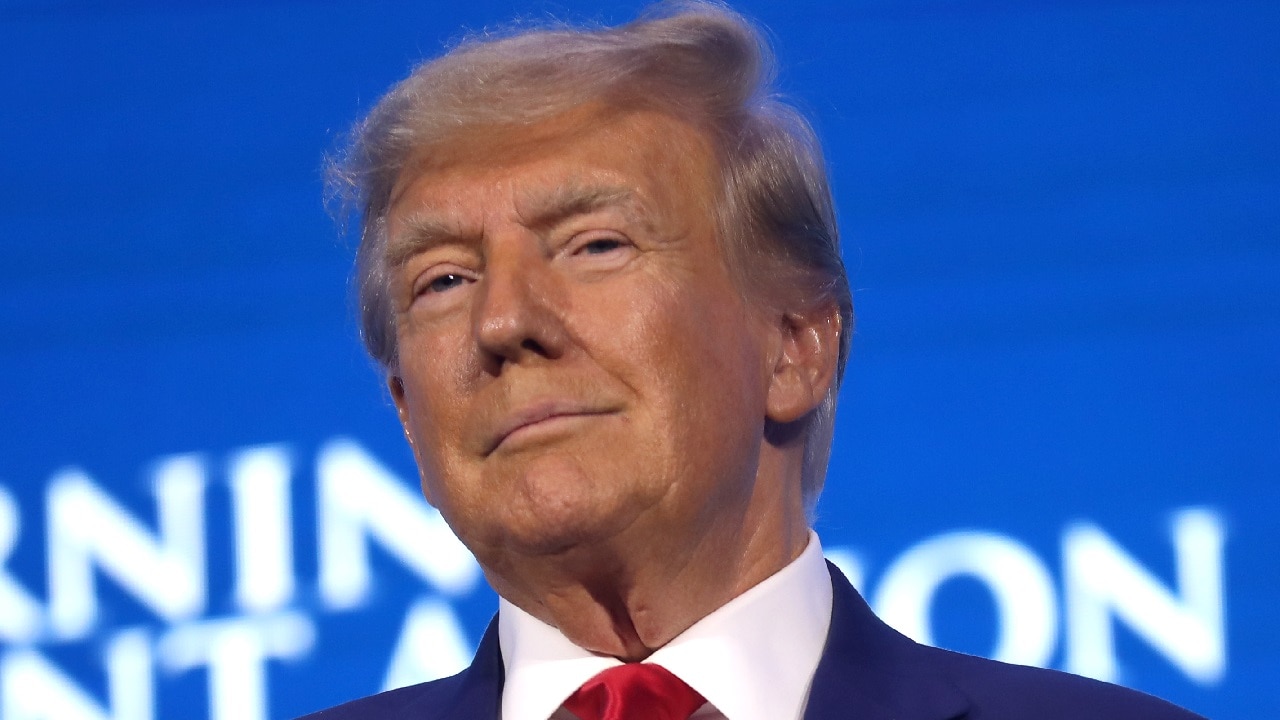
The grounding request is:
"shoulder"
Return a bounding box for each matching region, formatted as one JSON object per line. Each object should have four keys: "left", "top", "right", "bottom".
{"left": 292, "top": 614, "right": 504, "bottom": 720}
{"left": 919, "top": 643, "right": 1207, "bottom": 720}
{"left": 815, "top": 561, "right": 1206, "bottom": 720}
{"left": 293, "top": 673, "right": 469, "bottom": 720}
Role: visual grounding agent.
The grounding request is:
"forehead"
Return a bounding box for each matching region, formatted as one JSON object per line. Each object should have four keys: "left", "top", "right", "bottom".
{"left": 385, "top": 104, "right": 720, "bottom": 231}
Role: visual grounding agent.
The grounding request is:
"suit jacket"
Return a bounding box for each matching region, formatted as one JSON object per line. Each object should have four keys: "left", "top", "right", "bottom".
{"left": 299, "top": 563, "right": 1205, "bottom": 719}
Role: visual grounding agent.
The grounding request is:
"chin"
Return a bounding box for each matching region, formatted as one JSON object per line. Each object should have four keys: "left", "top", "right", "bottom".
{"left": 497, "top": 471, "right": 643, "bottom": 554}
{"left": 497, "top": 521, "right": 602, "bottom": 558}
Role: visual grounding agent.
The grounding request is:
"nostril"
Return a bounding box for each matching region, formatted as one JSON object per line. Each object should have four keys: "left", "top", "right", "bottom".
{"left": 520, "top": 338, "right": 547, "bottom": 356}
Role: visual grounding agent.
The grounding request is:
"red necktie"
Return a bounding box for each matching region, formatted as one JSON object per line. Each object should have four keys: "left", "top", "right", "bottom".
{"left": 562, "top": 663, "right": 706, "bottom": 720}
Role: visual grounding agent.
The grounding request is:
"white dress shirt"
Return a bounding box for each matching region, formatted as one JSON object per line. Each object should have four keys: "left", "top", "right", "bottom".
{"left": 498, "top": 532, "right": 833, "bottom": 720}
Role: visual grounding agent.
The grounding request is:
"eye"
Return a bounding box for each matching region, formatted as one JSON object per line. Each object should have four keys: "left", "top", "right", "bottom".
{"left": 575, "top": 236, "right": 627, "bottom": 255}
{"left": 418, "top": 272, "right": 471, "bottom": 296}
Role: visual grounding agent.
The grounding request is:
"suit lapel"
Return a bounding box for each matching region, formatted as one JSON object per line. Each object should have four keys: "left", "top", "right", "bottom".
{"left": 448, "top": 617, "right": 505, "bottom": 719}
{"left": 804, "top": 563, "right": 970, "bottom": 720}
{"left": 394, "top": 616, "right": 504, "bottom": 720}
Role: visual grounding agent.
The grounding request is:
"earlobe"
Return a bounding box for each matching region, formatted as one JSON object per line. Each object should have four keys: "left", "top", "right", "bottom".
{"left": 387, "top": 373, "right": 436, "bottom": 506}
{"left": 387, "top": 375, "right": 413, "bottom": 437}
{"left": 765, "top": 302, "right": 841, "bottom": 424}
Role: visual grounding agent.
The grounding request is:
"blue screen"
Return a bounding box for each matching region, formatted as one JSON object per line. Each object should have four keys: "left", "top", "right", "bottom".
{"left": 2, "top": 1, "right": 1276, "bottom": 718}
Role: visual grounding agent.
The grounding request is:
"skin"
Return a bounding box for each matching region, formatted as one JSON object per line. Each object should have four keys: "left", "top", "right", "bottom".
{"left": 384, "top": 103, "right": 841, "bottom": 660}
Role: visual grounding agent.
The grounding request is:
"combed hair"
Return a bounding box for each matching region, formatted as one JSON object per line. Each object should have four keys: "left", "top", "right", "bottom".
{"left": 327, "top": 0, "right": 854, "bottom": 512}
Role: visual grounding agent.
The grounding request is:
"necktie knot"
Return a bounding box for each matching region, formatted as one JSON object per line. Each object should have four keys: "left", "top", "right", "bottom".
{"left": 563, "top": 663, "right": 705, "bottom": 720}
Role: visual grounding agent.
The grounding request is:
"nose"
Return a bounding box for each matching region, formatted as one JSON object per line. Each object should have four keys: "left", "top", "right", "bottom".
{"left": 471, "top": 237, "right": 567, "bottom": 369}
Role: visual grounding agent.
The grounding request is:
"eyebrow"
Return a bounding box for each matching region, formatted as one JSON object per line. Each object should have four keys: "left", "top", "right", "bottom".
{"left": 517, "top": 184, "right": 642, "bottom": 232}
{"left": 385, "top": 183, "right": 647, "bottom": 268}
{"left": 385, "top": 214, "right": 475, "bottom": 269}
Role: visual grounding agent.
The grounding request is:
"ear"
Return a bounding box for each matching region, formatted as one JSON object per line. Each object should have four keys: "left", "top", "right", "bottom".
{"left": 388, "top": 373, "right": 438, "bottom": 506}
{"left": 387, "top": 374, "right": 414, "bottom": 444}
{"left": 765, "top": 301, "right": 842, "bottom": 424}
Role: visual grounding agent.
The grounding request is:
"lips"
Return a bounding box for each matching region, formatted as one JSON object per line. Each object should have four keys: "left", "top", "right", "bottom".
{"left": 484, "top": 400, "right": 615, "bottom": 455}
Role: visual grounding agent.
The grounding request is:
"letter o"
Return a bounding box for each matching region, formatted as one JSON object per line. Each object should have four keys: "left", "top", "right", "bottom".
{"left": 872, "top": 531, "right": 1058, "bottom": 667}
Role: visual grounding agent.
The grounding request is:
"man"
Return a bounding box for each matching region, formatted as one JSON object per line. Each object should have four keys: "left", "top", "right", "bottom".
{"left": 306, "top": 3, "right": 1204, "bottom": 719}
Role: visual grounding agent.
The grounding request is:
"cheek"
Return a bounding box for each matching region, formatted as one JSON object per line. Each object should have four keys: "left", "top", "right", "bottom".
{"left": 398, "top": 376, "right": 450, "bottom": 500}
{"left": 609, "top": 272, "right": 765, "bottom": 444}
{"left": 396, "top": 335, "right": 477, "bottom": 477}
{"left": 664, "top": 280, "right": 763, "bottom": 394}
{"left": 399, "top": 309, "right": 481, "bottom": 389}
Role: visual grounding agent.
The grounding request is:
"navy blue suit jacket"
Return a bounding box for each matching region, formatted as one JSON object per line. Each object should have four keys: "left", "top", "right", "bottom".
{"left": 299, "top": 564, "right": 1205, "bottom": 719}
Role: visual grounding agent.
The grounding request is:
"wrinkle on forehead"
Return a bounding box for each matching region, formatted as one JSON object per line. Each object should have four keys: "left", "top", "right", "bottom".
{"left": 385, "top": 105, "right": 717, "bottom": 266}
{"left": 387, "top": 102, "right": 619, "bottom": 205}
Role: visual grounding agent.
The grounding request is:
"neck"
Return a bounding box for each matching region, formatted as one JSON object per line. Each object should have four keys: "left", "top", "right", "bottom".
{"left": 481, "top": 456, "right": 809, "bottom": 660}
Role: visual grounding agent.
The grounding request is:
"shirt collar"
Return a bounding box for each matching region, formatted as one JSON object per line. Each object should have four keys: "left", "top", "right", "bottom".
{"left": 498, "top": 531, "right": 833, "bottom": 720}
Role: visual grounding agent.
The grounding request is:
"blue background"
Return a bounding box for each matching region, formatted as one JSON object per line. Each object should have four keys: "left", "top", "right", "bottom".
{"left": 1, "top": 1, "right": 1276, "bottom": 719}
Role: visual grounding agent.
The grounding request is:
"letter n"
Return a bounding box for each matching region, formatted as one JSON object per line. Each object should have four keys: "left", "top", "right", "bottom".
{"left": 1063, "top": 507, "right": 1225, "bottom": 685}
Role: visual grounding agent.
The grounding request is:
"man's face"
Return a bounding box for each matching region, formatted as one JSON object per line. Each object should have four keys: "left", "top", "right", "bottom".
{"left": 384, "top": 105, "right": 780, "bottom": 565}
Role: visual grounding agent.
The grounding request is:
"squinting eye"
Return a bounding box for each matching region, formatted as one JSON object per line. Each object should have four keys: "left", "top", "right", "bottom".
{"left": 579, "top": 238, "right": 625, "bottom": 255}
{"left": 424, "top": 273, "right": 468, "bottom": 294}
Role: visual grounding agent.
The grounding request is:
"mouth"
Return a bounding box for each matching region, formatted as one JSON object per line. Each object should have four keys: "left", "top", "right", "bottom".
{"left": 485, "top": 401, "right": 616, "bottom": 456}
